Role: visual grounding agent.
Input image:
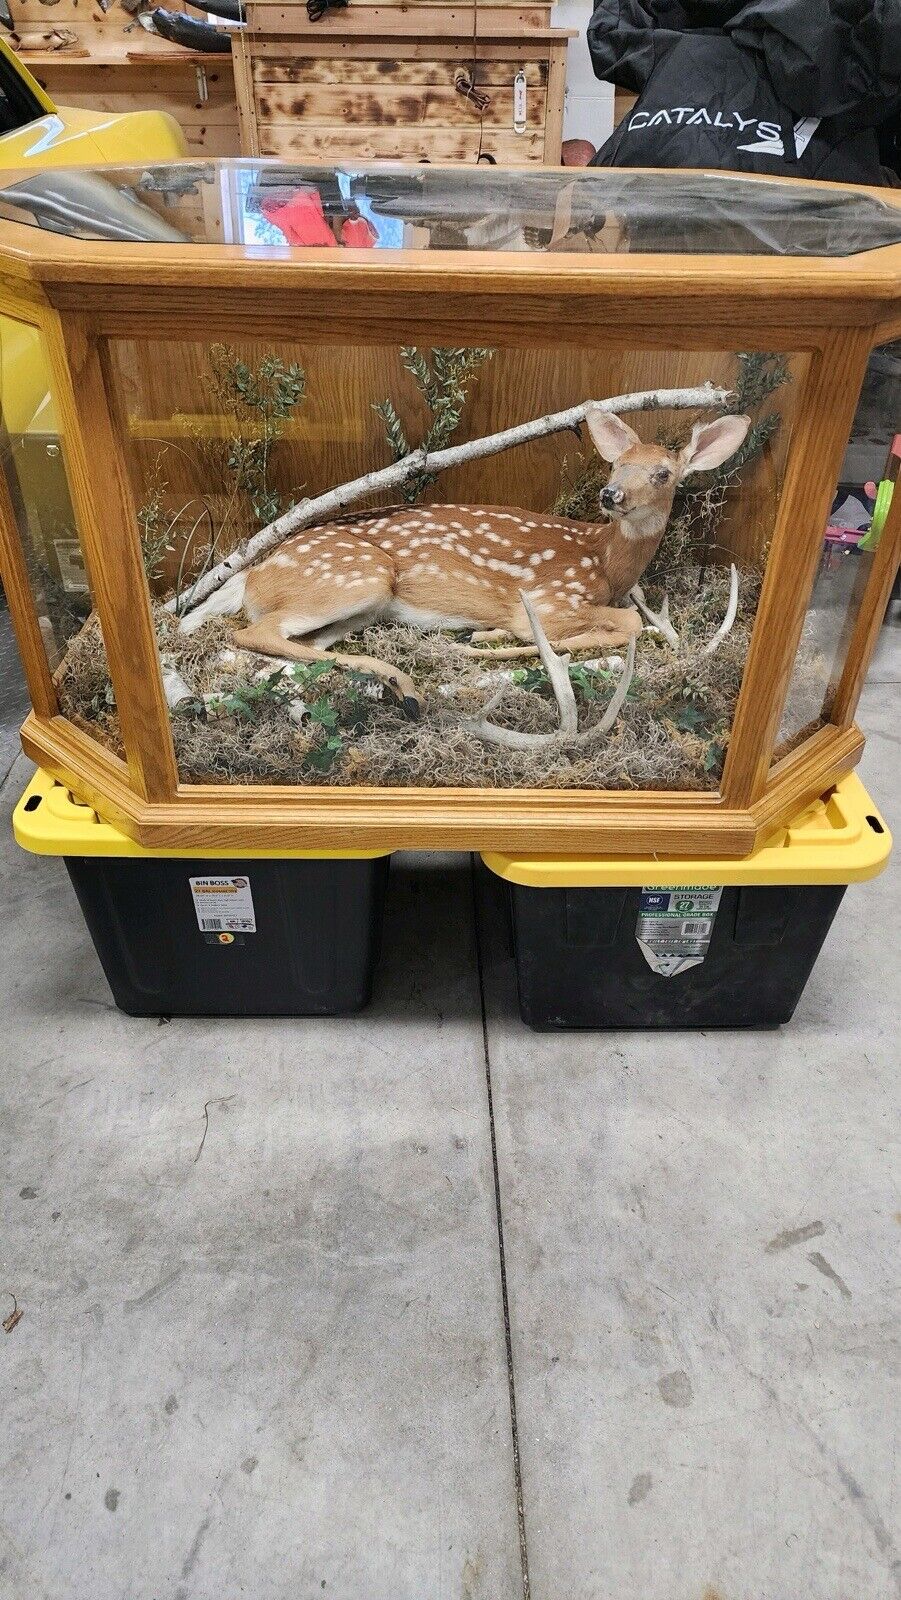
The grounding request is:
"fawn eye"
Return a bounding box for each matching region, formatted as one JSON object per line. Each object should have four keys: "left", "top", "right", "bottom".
{"left": 651, "top": 466, "right": 672, "bottom": 485}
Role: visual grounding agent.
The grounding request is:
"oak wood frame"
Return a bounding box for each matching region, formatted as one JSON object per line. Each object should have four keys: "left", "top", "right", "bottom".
{"left": 1, "top": 165, "right": 898, "bottom": 854}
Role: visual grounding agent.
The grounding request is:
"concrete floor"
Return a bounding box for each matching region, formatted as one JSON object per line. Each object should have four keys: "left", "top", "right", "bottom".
{"left": 0, "top": 628, "right": 898, "bottom": 1600}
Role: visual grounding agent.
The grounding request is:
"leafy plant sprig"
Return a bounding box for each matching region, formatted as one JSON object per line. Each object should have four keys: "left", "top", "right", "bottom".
{"left": 206, "top": 344, "right": 306, "bottom": 527}
{"left": 374, "top": 346, "right": 494, "bottom": 503}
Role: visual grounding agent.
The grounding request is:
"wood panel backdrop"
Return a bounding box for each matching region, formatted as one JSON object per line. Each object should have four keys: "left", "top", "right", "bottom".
{"left": 106, "top": 339, "right": 805, "bottom": 591}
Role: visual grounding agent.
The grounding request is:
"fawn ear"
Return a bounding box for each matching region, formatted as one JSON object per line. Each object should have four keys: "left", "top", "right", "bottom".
{"left": 584, "top": 408, "right": 642, "bottom": 464}
{"left": 680, "top": 414, "right": 751, "bottom": 476}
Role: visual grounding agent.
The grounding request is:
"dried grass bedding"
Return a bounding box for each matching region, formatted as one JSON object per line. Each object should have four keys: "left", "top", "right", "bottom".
{"left": 57, "top": 563, "right": 765, "bottom": 789}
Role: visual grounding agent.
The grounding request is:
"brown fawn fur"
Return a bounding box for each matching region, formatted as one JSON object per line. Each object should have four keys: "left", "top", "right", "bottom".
{"left": 180, "top": 409, "right": 750, "bottom": 715}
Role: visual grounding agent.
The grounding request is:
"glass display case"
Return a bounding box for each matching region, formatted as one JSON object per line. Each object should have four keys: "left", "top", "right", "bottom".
{"left": 0, "top": 160, "right": 898, "bottom": 854}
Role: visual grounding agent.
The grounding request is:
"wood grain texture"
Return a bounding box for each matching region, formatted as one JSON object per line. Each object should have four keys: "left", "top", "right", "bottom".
{"left": 29, "top": 57, "right": 240, "bottom": 157}
{"left": 257, "top": 125, "right": 545, "bottom": 161}
{"left": 19, "top": 710, "right": 141, "bottom": 836}
{"left": 0, "top": 168, "right": 897, "bottom": 854}
{"left": 17, "top": 715, "right": 762, "bottom": 853}
{"left": 543, "top": 43, "right": 566, "bottom": 163}
{"left": 255, "top": 83, "right": 545, "bottom": 127}
{"left": 106, "top": 341, "right": 793, "bottom": 574}
{"left": 251, "top": 56, "right": 549, "bottom": 84}
{"left": 247, "top": 36, "right": 565, "bottom": 57}
{"left": 48, "top": 315, "right": 178, "bottom": 803}
{"left": 232, "top": 30, "right": 260, "bottom": 157}
{"left": 720, "top": 328, "right": 876, "bottom": 807}
{"left": 751, "top": 722, "right": 865, "bottom": 838}
{"left": 245, "top": 4, "right": 554, "bottom": 28}
{"left": 240, "top": 10, "right": 569, "bottom": 164}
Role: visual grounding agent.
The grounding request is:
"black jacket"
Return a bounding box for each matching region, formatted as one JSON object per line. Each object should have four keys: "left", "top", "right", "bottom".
{"left": 588, "top": 0, "right": 901, "bottom": 184}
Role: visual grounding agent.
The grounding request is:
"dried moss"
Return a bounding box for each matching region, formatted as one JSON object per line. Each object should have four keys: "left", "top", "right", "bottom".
{"left": 55, "top": 564, "right": 762, "bottom": 790}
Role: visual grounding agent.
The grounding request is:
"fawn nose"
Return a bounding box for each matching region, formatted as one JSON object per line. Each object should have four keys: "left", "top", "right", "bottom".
{"left": 600, "top": 484, "right": 624, "bottom": 510}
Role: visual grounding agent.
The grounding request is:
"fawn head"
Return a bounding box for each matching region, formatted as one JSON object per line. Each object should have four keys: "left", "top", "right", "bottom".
{"left": 585, "top": 409, "right": 751, "bottom": 534}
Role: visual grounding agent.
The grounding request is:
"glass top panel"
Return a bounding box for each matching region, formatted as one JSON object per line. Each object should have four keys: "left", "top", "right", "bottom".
{"left": 0, "top": 160, "right": 899, "bottom": 258}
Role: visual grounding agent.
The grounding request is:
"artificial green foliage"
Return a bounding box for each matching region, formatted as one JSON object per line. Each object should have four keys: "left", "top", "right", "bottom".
{"left": 196, "top": 658, "right": 377, "bottom": 778}
{"left": 510, "top": 659, "right": 627, "bottom": 706}
{"left": 689, "top": 351, "right": 791, "bottom": 492}
{"left": 137, "top": 460, "right": 176, "bottom": 584}
{"left": 206, "top": 344, "right": 305, "bottom": 526}
{"left": 374, "top": 346, "right": 493, "bottom": 502}
{"left": 140, "top": 346, "right": 307, "bottom": 605}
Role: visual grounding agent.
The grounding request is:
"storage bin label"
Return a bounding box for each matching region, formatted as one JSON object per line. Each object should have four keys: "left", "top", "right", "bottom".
{"left": 189, "top": 875, "right": 257, "bottom": 939}
{"left": 636, "top": 886, "right": 722, "bottom": 976}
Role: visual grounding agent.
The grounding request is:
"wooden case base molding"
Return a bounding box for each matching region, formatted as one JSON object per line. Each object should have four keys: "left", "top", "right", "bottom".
{"left": 21, "top": 709, "right": 865, "bottom": 859}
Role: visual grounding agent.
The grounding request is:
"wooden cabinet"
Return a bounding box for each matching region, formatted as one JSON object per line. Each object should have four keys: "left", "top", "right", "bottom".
{"left": 233, "top": 2, "right": 572, "bottom": 164}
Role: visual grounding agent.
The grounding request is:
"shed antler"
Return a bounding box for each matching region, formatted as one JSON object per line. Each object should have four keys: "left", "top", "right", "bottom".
{"left": 465, "top": 591, "right": 635, "bottom": 748}
{"left": 630, "top": 584, "right": 680, "bottom": 649}
{"left": 703, "top": 563, "right": 740, "bottom": 654}
{"left": 631, "top": 563, "right": 740, "bottom": 655}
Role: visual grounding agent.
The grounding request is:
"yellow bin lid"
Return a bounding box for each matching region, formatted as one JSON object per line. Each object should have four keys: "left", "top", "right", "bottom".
{"left": 13, "top": 769, "right": 390, "bottom": 860}
{"left": 482, "top": 773, "right": 891, "bottom": 887}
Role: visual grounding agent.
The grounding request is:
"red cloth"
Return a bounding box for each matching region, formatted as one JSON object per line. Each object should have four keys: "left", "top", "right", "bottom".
{"left": 340, "top": 215, "right": 378, "bottom": 248}
{"left": 261, "top": 190, "right": 337, "bottom": 247}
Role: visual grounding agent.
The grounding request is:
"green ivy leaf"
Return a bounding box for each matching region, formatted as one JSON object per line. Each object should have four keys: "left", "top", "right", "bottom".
{"left": 308, "top": 696, "right": 338, "bottom": 728}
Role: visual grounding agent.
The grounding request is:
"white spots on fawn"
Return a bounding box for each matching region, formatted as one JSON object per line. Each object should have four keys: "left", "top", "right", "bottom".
{"left": 581, "top": 557, "right": 593, "bottom": 569}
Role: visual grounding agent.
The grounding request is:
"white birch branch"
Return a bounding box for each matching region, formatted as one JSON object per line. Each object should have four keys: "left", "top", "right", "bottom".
{"left": 161, "top": 661, "right": 196, "bottom": 711}
{"left": 170, "top": 382, "right": 733, "bottom": 619}
{"left": 703, "top": 563, "right": 739, "bottom": 654}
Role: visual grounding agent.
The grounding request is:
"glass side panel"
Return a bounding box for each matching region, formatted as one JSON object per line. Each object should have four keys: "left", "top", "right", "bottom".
{"left": 775, "top": 341, "right": 901, "bottom": 759}
{"left": 79, "top": 336, "right": 802, "bottom": 793}
{"left": 0, "top": 162, "right": 899, "bottom": 258}
{"left": 0, "top": 316, "right": 122, "bottom": 759}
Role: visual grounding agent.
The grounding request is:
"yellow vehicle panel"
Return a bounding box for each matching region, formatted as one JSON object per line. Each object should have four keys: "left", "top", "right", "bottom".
{"left": 0, "top": 38, "right": 187, "bottom": 438}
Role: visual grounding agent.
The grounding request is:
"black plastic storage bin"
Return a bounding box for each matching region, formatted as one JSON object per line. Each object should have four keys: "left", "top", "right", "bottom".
{"left": 15, "top": 774, "right": 389, "bottom": 1017}
{"left": 65, "top": 853, "right": 389, "bottom": 1017}
{"left": 499, "top": 879, "right": 846, "bottom": 1030}
{"left": 481, "top": 774, "right": 891, "bottom": 1031}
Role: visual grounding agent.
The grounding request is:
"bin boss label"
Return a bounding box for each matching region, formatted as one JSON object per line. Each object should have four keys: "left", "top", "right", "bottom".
{"left": 189, "top": 875, "right": 257, "bottom": 942}
{"left": 636, "top": 886, "right": 722, "bottom": 977}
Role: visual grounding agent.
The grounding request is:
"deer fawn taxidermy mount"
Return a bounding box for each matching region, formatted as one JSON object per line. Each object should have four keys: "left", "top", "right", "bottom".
{"left": 179, "top": 409, "right": 750, "bottom": 715}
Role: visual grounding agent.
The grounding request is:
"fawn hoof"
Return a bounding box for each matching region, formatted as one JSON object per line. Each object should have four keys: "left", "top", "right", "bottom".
{"left": 401, "top": 695, "right": 422, "bottom": 722}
